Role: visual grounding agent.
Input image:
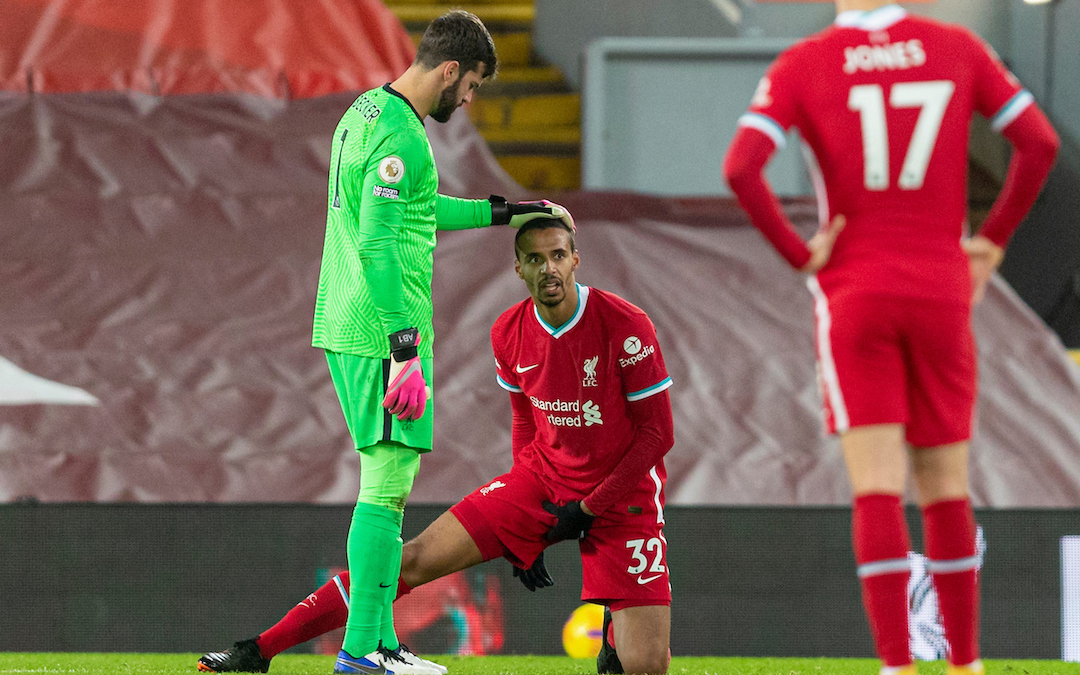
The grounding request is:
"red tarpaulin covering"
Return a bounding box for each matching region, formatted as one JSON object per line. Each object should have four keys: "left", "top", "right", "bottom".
{"left": 1, "top": 0, "right": 415, "bottom": 98}
{"left": 2, "top": 0, "right": 1079, "bottom": 505}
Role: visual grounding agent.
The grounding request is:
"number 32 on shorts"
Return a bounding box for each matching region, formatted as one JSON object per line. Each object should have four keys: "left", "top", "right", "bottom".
{"left": 626, "top": 537, "right": 666, "bottom": 584}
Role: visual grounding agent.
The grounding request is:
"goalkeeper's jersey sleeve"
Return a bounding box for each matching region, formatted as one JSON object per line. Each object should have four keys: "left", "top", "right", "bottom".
{"left": 313, "top": 85, "right": 441, "bottom": 358}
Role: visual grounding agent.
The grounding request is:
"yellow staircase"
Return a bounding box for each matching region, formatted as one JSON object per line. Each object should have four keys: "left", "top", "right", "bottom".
{"left": 387, "top": 0, "right": 581, "bottom": 192}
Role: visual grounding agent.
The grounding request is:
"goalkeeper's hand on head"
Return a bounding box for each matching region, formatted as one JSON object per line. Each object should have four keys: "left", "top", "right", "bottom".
{"left": 542, "top": 500, "right": 595, "bottom": 542}
{"left": 512, "top": 551, "right": 554, "bottom": 592}
{"left": 382, "top": 327, "right": 430, "bottom": 421}
{"left": 489, "top": 195, "right": 576, "bottom": 232}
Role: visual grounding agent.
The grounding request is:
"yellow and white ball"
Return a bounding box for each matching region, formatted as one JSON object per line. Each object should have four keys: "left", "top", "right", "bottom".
{"left": 562, "top": 603, "right": 605, "bottom": 658}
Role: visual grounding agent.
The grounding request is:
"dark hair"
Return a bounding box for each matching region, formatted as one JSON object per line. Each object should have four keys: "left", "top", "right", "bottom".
{"left": 415, "top": 11, "right": 498, "bottom": 80}
{"left": 514, "top": 219, "right": 576, "bottom": 259}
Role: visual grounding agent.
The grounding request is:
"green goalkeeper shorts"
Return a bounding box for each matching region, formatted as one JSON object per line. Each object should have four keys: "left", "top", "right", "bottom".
{"left": 325, "top": 350, "right": 434, "bottom": 453}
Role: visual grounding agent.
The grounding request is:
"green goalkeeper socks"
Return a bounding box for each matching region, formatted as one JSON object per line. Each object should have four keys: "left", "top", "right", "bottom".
{"left": 380, "top": 536, "right": 403, "bottom": 652}
{"left": 343, "top": 502, "right": 403, "bottom": 656}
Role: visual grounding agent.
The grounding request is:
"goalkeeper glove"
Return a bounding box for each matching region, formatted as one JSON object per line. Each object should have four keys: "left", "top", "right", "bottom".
{"left": 382, "top": 327, "right": 429, "bottom": 422}
{"left": 542, "top": 500, "right": 595, "bottom": 542}
{"left": 513, "top": 551, "right": 554, "bottom": 592}
{"left": 489, "top": 195, "right": 576, "bottom": 232}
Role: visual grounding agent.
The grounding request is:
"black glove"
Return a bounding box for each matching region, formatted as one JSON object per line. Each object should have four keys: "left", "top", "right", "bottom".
{"left": 513, "top": 551, "right": 555, "bottom": 592}
{"left": 489, "top": 195, "right": 576, "bottom": 231}
{"left": 542, "top": 500, "right": 595, "bottom": 542}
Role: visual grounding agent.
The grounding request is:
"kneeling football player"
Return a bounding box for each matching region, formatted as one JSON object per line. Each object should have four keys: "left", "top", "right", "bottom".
{"left": 200, "top": 220, "right": 675, "bottom": 675}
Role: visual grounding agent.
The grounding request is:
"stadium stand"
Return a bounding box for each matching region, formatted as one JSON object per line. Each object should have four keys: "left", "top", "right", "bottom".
{"left": 2, "top": 0, "right": 1079, "bottom": 507}
{"left": 389, "top": 0, "right": 581, "bottom": 191}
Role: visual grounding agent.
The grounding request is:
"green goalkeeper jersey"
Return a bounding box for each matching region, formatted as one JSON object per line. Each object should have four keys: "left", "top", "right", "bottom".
{"left": 313, "top": 84, "right": 492, "bottom": 358}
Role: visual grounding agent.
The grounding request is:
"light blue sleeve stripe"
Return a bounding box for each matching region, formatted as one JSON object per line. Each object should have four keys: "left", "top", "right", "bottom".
{"left": 333, "top": 574, "right": 350, "bottom": 606}
{"left": 926, "top": 553, "right": 982, "bottom": 574}
{"left": 856, "top": 557, "right": 910, "bottom": 579}
{"left": 626, "top": 376, "right": 673, "bottom": 402}
{"left": 497, "top": 374, "right": 523, "bottom": 393}
{"left": 990, "top": 90, "right": 1034, "bottom": 132}
{"left": 737, "top": 112, "right": 787, "bottom": 149}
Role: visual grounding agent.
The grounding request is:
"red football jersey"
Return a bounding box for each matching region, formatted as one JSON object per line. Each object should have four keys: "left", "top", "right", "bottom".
{"left": 490, "top": 285, "right": 673, "bottom": 501}
{"left": 739, "top": 5, "right": 1031, "bottom": 301}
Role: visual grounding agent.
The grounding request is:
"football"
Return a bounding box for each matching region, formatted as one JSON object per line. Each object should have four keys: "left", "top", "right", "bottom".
{"left": 561, "top": 603, "right": 605, "bottom": 658}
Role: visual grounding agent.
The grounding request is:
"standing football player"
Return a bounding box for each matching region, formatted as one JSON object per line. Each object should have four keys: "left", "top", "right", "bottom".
{"left": 201, "top": 219, "right": 675, "bottom": 675}
{"left": 723, "top": 2, "right": 1059, "bottom": 675}
{"left": 307, "top": 9, "right": 572, "bottom": 675}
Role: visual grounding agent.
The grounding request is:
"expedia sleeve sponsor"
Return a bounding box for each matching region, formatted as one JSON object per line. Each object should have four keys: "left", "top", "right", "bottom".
{"left": 619, "top": 343, "right": 655, "bottom": 368}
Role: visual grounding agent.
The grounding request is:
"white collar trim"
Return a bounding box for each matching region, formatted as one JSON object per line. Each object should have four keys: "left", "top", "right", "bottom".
{"left": 835, "top": 4, "right": 906, "bottom": 31}
{"left": 533, "top": 284, "right": 589, "bottom": 338}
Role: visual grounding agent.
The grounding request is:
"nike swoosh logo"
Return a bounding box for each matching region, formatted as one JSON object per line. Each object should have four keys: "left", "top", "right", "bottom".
{"left": 636, "top": 574, "right": 663, "bottom": 585}
{"left": 515, "top": 363, "right": 539, "bottom": 373}
{"left": 335, "top": 656, "right": 386, "bottom": 674}
{"left": 378, "top": 582, "right": 392, "bottom": 588}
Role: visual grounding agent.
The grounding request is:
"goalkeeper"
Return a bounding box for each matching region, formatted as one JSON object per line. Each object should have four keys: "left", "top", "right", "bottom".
{"left": 310, "top": 10, "right": 572, "bottom": 675}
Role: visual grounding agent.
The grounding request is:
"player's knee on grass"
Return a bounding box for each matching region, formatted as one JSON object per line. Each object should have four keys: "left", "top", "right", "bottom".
{"left": 613, "top": 605, "right": 670, "bottom": 675}
{"left": 617, "top": 645, "right": 670, "bottom": 675}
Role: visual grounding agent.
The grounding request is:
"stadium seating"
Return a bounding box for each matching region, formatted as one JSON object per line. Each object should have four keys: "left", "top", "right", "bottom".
{"left": 390, "top": 0, "right": 581, "bottom": 191}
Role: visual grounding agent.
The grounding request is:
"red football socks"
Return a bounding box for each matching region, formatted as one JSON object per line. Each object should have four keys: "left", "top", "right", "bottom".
{"left": 853, "top": 493, "right": 912, "bottom": 668}
{"left": 922, "top": 498, "right": 980, "bottom": 666}
{"left": 257, "top": 573, "right": 350, "bottom": 658}
{"left": 253, "top": 499, "right": 976, "bottom": 667}
{"left": 256, "top": 571, "right": 416, "bottom": 658}
{"left": 397, "top": 577, "right": 412, "bottom": 600}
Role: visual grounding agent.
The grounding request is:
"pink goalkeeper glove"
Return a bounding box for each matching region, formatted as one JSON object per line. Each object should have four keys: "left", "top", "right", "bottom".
{"left": 382, "top": 328, "right": 429, "bottom": 421}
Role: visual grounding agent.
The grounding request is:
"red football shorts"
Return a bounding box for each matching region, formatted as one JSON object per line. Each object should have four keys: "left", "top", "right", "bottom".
{"left": 450, "top": 464, "right": 671, "bottom": 610}
{"left": 808, "top": 281, "right": 976, "bottom": 447}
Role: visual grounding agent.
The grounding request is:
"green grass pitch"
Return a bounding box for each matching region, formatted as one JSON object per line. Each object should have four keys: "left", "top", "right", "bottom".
{"left": 1, "top": 654, "right": 1079, "bottom": 675}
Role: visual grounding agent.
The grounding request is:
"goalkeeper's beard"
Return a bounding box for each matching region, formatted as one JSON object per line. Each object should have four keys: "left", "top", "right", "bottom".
{"left": 430, "top": 78, "right": 461, "bottom": 123}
